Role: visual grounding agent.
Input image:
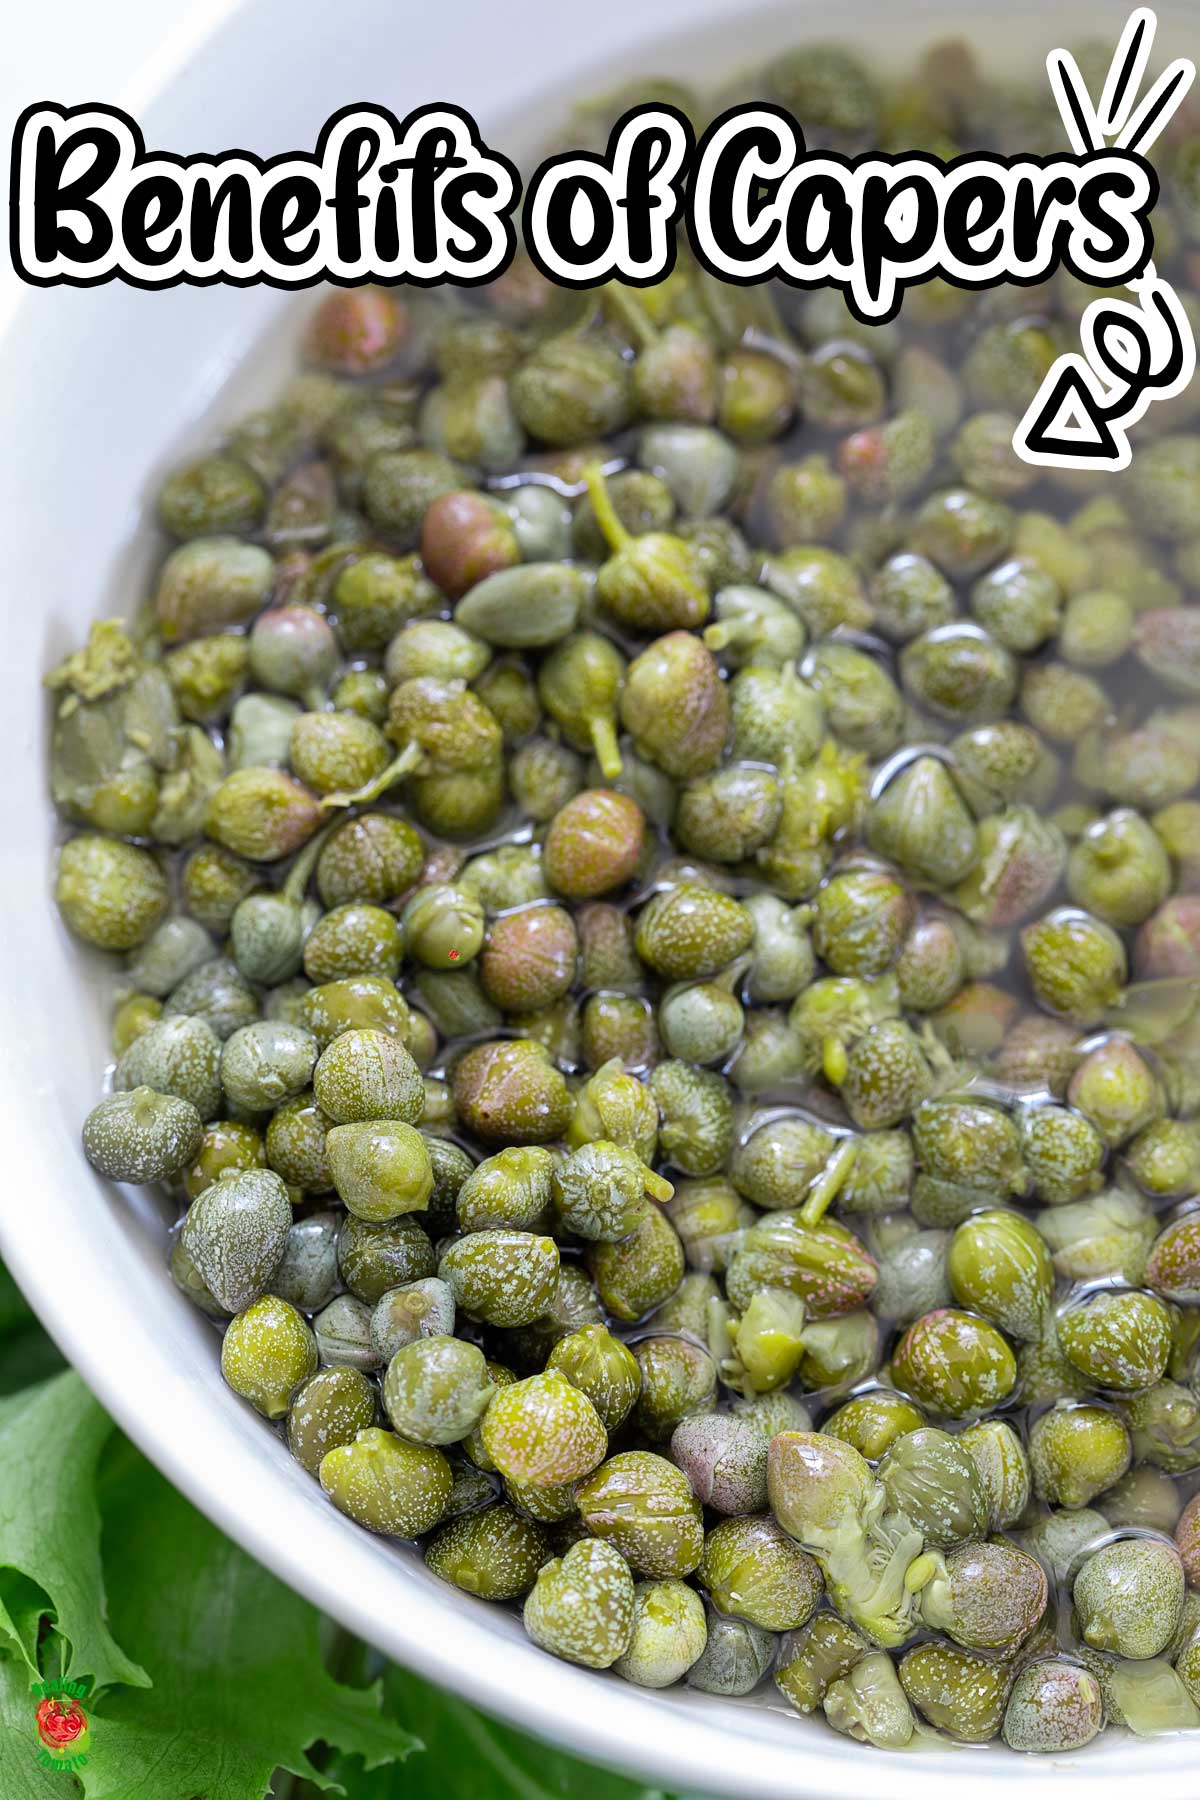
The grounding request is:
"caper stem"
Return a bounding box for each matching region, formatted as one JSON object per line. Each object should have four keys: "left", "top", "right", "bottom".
{"left": 701, "top": 622, "right": 734, "bottom": 652}
{"left": 281, "top": 817, "right": 341, "bottom": 901}
{"left": 823, "top": 1034, "right": 850, "bottom": 1087}
{"left": 583, "top": 461, "right": 631, "bottom": 555}
{"left": 589, "top": 713, "right": 624, "bottom": 781}
{"left": 799, "top": 1136, "right": 860, "bottom": 1227}
{"left": 642, "top": 1166, "right": 675, "bottom": 1205}
{"left": 319, "top": 740, "right": 425, "bottom": 810}
{"left": 602, "top": 282, "right": 659, "bottom": 349}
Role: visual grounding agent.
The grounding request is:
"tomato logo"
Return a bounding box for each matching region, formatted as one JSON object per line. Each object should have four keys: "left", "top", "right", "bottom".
{"left": 35, "top": 1695, "right": 90, "bottom": 1757}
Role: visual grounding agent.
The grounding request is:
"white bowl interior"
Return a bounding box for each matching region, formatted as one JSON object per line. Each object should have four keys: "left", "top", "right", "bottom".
{"left": 4, "top": 0, "right": 1198, "bottom": 1793}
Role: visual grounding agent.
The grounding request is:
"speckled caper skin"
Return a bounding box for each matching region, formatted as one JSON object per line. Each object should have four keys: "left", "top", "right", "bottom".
{"left": 869, "top": 1227, "right": 950, "bottom": 1327}
{"left": 1068, "top": 1038, "right": 1162, "bottom": 1149}
{"left": 878, "top": 1428, "right": 988, "bottom": 1547}
{"left": 382, "top": 1333, "right": 493, "bottom": 1446}
{"left": 480, "top": 905, "right": 579, "bottom": 1013}
{"left": 319, "top": 1427, "right": 452, "bottom": 1536}
{"left": 913, "top": 1098, "right": 1025, "bottom": 1195}
{"left": 577, "top": 1450, "right": 704, "bottom": 1578}
{"left": 165, "top": 958, "right": 260, "bottom": 1041}
{"left": 1057, "top": 1290, "right": 1174, "bottom": 1393}
{"left": 547, "top": 1325, "right": 641, "bottom": 1433}
{"left": 287, "top": 1366, "right": 377, "bottom": 1474}
{"left": 180, "top": 844, "right": 258, "bottom": 933}
{"left": 370, "top": 1277, "right": 454, "bottom": 1362}
{"left": 115, "top": 1014, "right": 224, "bottom": 1120}
{"left": 1126, "top": 1120, "right": 1200, "bottom": 1202}
{"left": 634, "top": 883, "right": 754, "bottom": 982}
{"left": 726, "top": 1213, "right": 876, "bottom": 1319}
{"left": 730, "top": 1117, "right": 834, "bottom": 1211}
{"left": 1018, "top": 1506, "right": 1108, "bottom": 1584}
{"left": 587, "top": 1202, "right": 686, "bottom": 1322}
{"left": 326, "top": 1120, "right": 433, "bottom": 1221}
{"left": 958, "top": 1419, "right": 1031, "bottom": 1530}
{"left": 169, "top": 1236, "right": 229, "bottom": 1318}
{"left": 425, "top": 1503, "right": 551, "bottom": 1601}
{"left": 1021, "top": 908, "right": 1127, "bottom": 1024}
{"left": 181, "top": 1167, "right": 292, "bottom": 1313}
{"left": 262, "top": 1093, "right": 331, "bottom": 1192}
{"left": 82, "top": 1087, "right": 204, "bottom": 1184}
{"left": 479, "top": 1368, "right": 606, "bottom": 1487}
{"left": 1145, "top": 1214, "right": 1200, "bottom": 1304}
{"left": 311, "top": 1029, "right": 424, "bottom": 1125}
{"left": 312, "top": 1293, "right": 378, "bottom": 1371}
{"left": 455, "top": 1144, "right": 553, "bottom": 1233}
{"left": 497, "top": 1261, "right": 604, "bottom": 1372}
{"left": 523, "top": 1538, "right": 636, "bottom": 1670}
{"left": 217, "top": 1271, "right": 318, "bottom": 1406}
{"left": 1073, "top": 1536, "right": 1185, "bottom": 1660}
{"left": 111, "top": 992, "right": 165, "bottom": 1057}
{"left": 917, "top": 1539, "right": 1047, "bottom": 1654}
{"left": 126, "top": 916, "right": 215, "bottom": 998}
{"left": 813, "top": 869, "right": 913, "bottom": 979}
{"left": 219, "top": 1020, "right": 319, "bottom": 1112}
{"left": 1002, "top": 1660, "right": 1105, "bottom": 1753}
{"left": 1030, "top": 1402, "right": 1133, "bottom": 1508}
{"left": 947, "top": 1210, "right": 1054, "bottom": 1343}
{"left": 898, "top": 1640, "right": 1010, "bottom": 1742}
{"left": 553, "top": 1140, "right": 663, "bottom": 1242}
{"left": 614, "top": 1578, "right": 709, "bottom": 1688}
{"left": 670, "top": 1413, "right": 769, "bottom": 1515}
{"left": 1022, "top": 1104, "right": 1105, "bottom": 1205}
{"left": 183, "top": 1117, "right": 267, "bottom": 1200}
{"left": 336, "top": 1214, "right": 435, "bottom": 1305}
{"left": 300, "top": 977, "right": 411, "bottom": 1050}
{"left": 823, "top": 1390, "right": 924, "bottom": 1460}
{"left": 699, "top": 1514, "right": 823, "bottom": 1632}
{"left": 620, "top": 634, "right": 729, "bottom": 780}
{"left": 315, "top": 812, "right": 424, "bottom": 909}
{"left": 56, "top": 834, "right": 170, "bottom": 949}
{"left": 633, "top": 1336, "right": 716, "bottom": 1441}
{"left": 206, "top": 768, "right": 324, "bottom": 863}
{"left": 775, "top": 1614, "right": 868, "bottom": 1716}
{"left": 269, "top": 1211, "right": 340, "bottom": 1311}
{"left": 303, "top": 903, "right": 403, "bottom": 984}
{"left": 837, "top": 1021, "right": 933, "bottom": 1130}
{"left": 544, "top": 790, "right": 647, "bottom": 899}
{"left": 686, "top": 1605, "right": 776, "bottom": 1696}
{"left": 439, "top": 1229, "right": 560, "bottom": 1328}
{"left": 867, "top": 757, "right": 978, "bottom": 887}
{"left": 891, "top": 1309, "right": 1017, "bottom": 1419}
{"left": 451, "top": 1039, "right": 573, "bottom": 1144}
{"left": 649, "top": 1061, "right": 735, "bottom": 1176}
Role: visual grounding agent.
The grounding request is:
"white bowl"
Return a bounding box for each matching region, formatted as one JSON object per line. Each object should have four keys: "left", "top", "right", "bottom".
{"left": 3, "top": 1, "right": 1197, "bottom": 1793}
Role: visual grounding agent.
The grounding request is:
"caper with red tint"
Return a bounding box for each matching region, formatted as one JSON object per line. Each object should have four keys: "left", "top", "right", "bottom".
{"left": 543, "top": 790, "right": 647, "bottom": 899}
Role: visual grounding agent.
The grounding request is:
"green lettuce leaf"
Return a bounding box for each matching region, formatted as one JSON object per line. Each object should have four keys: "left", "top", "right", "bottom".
{"left": 0, "top": 1644, "right": 84, "bottom": 1800}
{"left": 314, "top": 1664, "right": 684, "bottom": 1800}
{"left": 76, "top": 1437, "right": 417, "bottom": 1799}
{"left": 0, "top": 1374, "right": 147, "bottom": 1691}
{"left": 0, "top": 1265, "right": 65, "bottom": 1397}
